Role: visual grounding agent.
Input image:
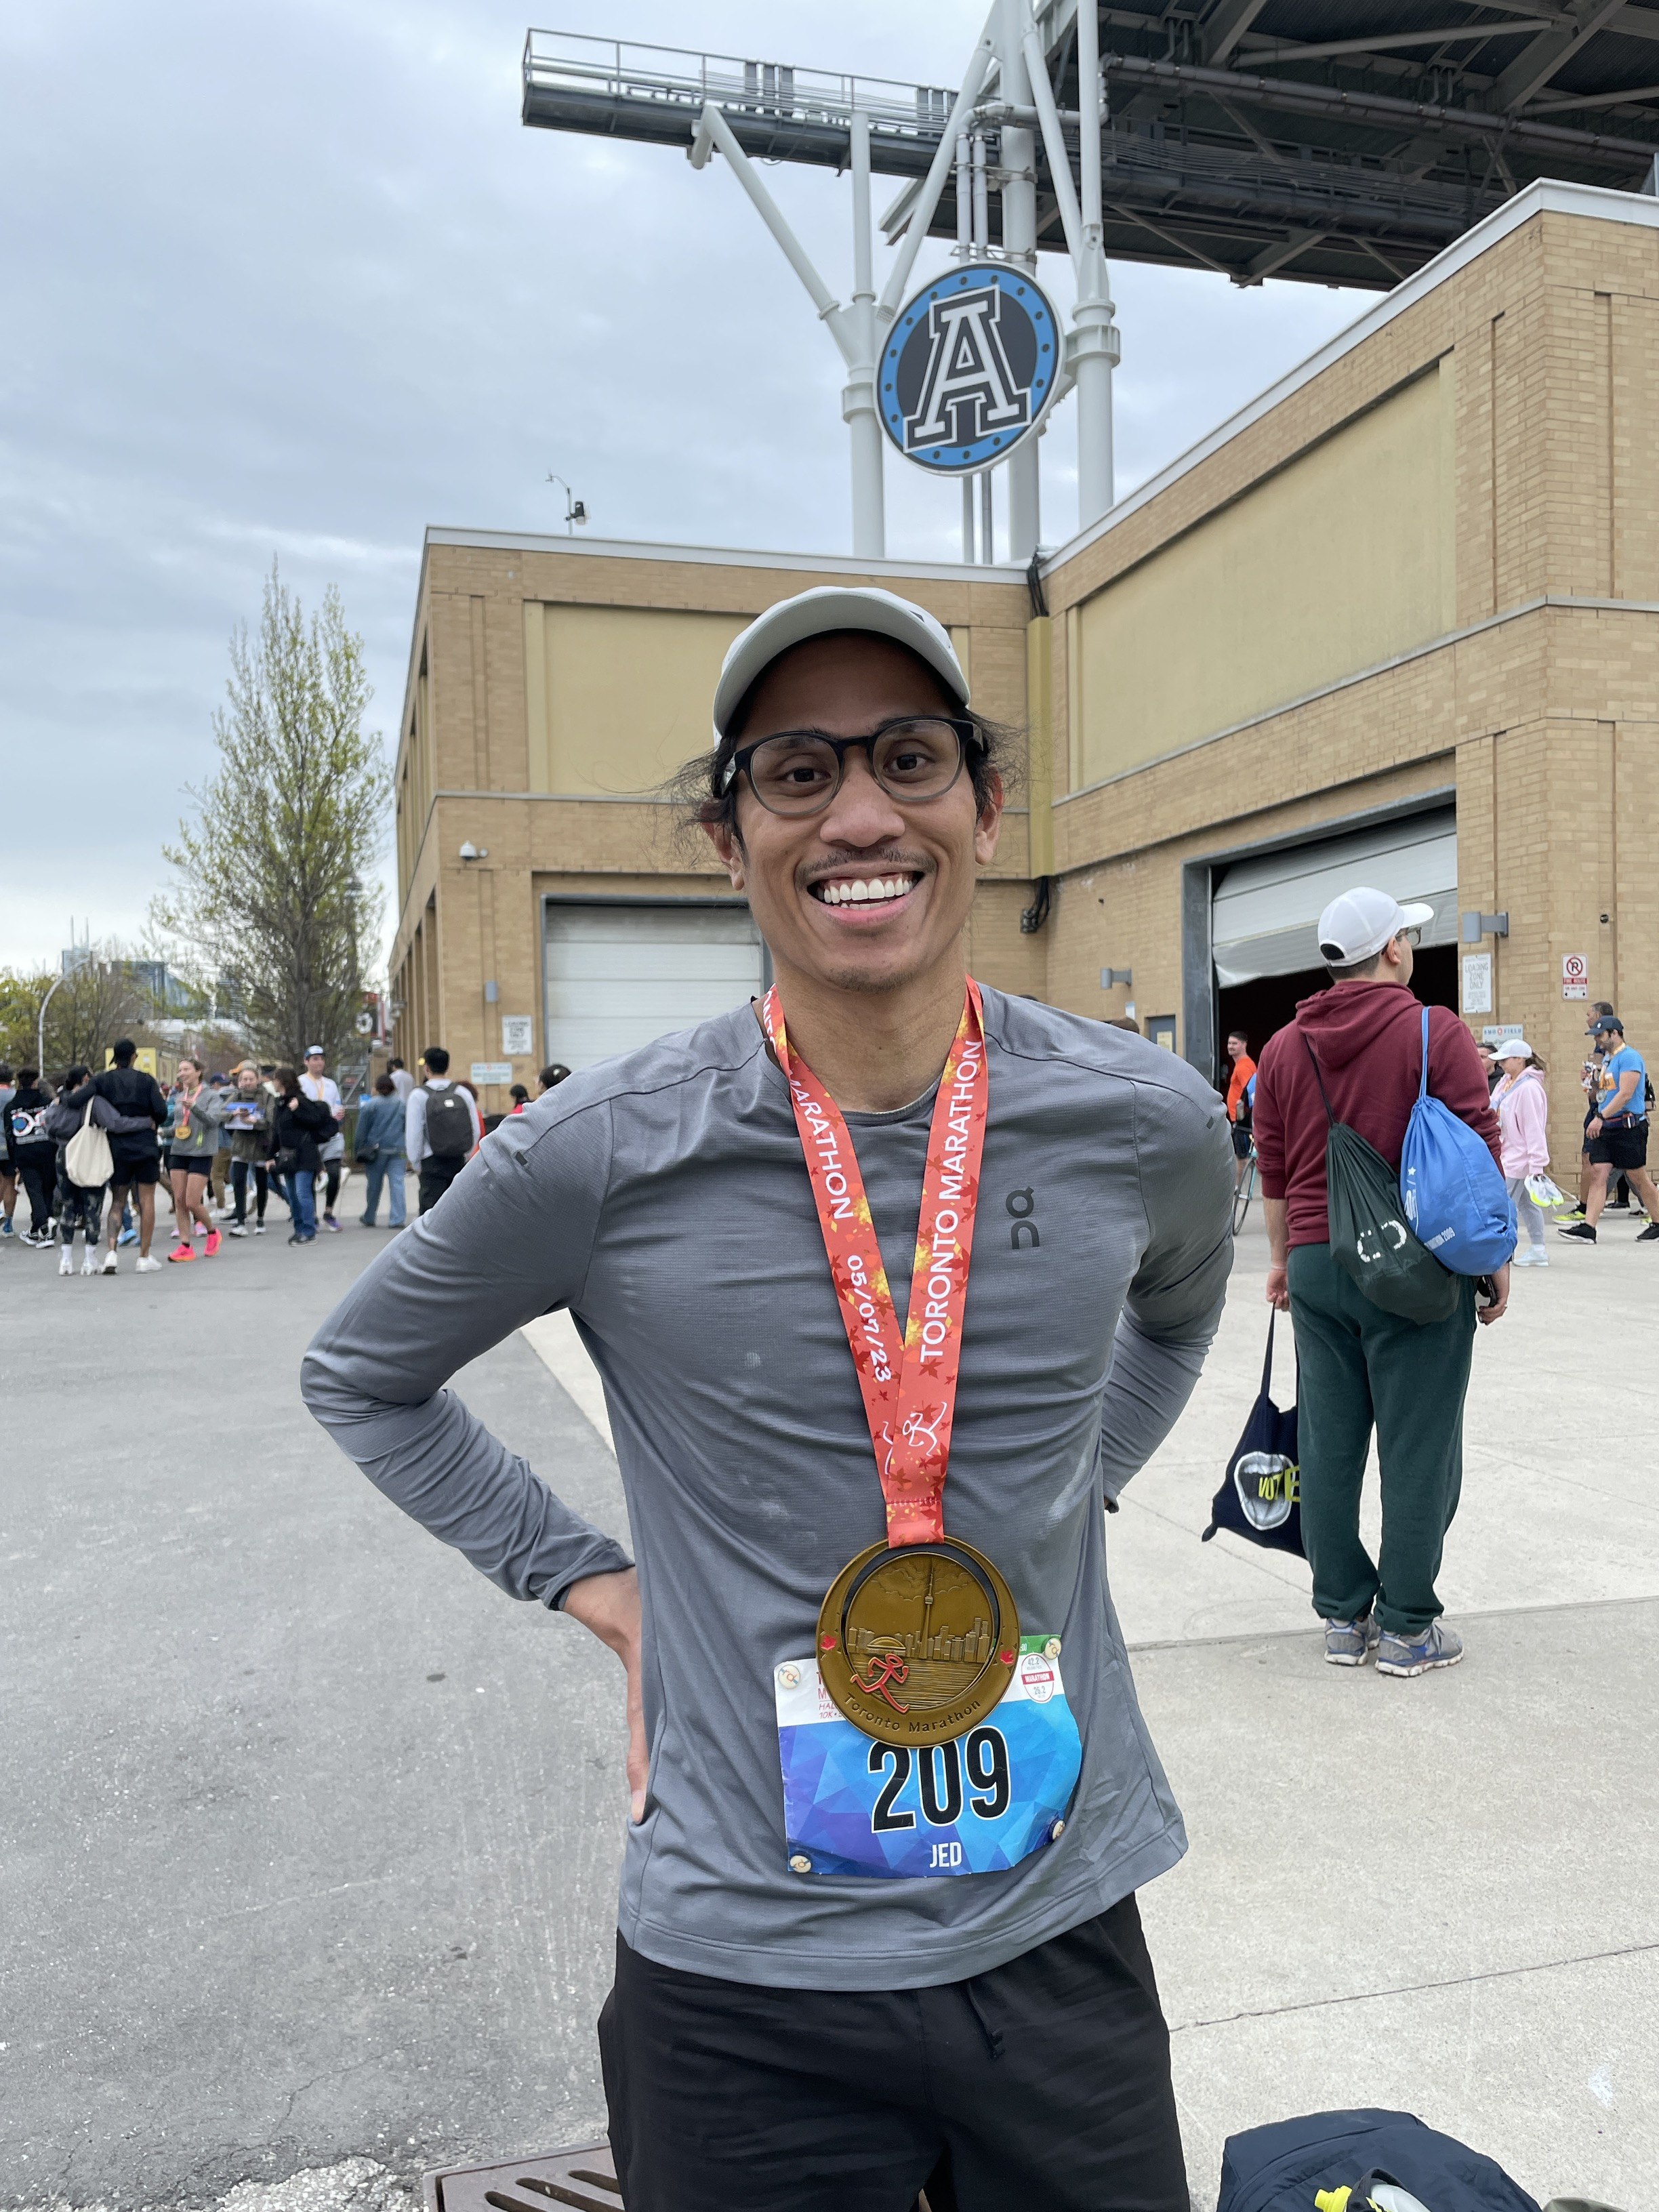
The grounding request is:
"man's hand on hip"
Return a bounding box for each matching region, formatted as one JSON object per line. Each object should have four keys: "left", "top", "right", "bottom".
{"left": 563, "top": 1565, "right": 647, "bottom": 1822}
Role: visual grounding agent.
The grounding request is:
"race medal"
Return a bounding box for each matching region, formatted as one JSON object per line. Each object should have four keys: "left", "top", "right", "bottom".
{"left": 763, "top": 981, "right": 1018, "bottom": 1744}
{"left": 817, "top": 1536, "right": 1017, "bottom": 1750}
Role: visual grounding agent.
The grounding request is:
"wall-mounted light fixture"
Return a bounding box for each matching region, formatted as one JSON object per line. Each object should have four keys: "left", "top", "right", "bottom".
{"left": 1101, "top": 967, "right": 1133, "bottom": 988}
{"left": 1460, "top": 911, "right": 1509, "bottom": 941}
{"left": 485, "top": 980, "right": 499, "bottom": 1004}
{"left": 459, "top": 842, "right": 489, "bottom": 862}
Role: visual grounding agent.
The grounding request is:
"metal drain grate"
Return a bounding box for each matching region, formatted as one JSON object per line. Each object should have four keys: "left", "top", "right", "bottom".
{"left": 424, "top": 2139, "right": 623, "bottom": 2212}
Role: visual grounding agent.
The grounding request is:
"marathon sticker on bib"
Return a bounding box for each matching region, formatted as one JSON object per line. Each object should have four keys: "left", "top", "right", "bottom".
{"left": 775, "top": 1639, "right": 1081, "bottom": 1879}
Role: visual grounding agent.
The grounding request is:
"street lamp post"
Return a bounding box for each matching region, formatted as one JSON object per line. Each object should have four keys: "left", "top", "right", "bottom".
{"left": 37, "top": 973, "right": 64, "bottom": 1078}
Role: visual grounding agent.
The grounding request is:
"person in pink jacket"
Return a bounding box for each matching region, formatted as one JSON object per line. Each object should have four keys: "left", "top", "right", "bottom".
{"left": 1492, "top": 1040, "right": 1550, "bottom": 1266}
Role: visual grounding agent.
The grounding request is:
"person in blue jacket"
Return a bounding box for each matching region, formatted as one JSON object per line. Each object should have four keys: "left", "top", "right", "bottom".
{"left": 353, "top": 1073, "right": 408, "bottom": 1229}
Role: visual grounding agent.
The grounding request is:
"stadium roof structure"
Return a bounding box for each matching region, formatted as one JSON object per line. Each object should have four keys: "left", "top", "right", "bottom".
{"left": 525, "top": 3, "right": 1659, "bottom": 289}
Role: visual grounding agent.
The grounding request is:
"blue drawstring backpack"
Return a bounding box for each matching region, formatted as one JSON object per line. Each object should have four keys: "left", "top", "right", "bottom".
{"left": 1399, "top": 1007, "right": 1517, "bottom": 1275}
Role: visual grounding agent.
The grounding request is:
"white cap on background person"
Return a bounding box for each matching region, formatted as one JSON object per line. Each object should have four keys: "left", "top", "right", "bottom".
{"left": 1495, "top": 1038, "right": 1536, "bottom": 1062}
{"left": 304, "top": 1044, "right": 325, "bottom": 1058}
{"left": 712, "top": 586, "right": 970, "bottom": 751}
{"left": 1317, "top": 886, "right": 1437, "bottom": 966}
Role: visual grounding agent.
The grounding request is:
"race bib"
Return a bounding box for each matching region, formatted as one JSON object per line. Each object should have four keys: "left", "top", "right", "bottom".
{"left": 775, "top": 1637, "right": 1081, "bottom": 1879}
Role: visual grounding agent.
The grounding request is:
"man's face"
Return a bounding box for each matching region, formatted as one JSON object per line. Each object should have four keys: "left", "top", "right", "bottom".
{"left": 706, "top": 634, "right": 1002, "bottom": 998}
{"left": 306, "top": 1054, "right": 325, "bottom": 1078}
{"left": 1227, "top": 1036, "right": 1247, "bottom": 1061}
{"left": 237, "top": 1069, "right": 258, "bottom": 1094}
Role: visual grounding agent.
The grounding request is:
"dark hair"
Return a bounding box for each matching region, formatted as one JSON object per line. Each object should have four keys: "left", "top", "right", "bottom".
{"left": 0, "top": 1063, "right": 12, "bottom": 1084}
{"left": 18, "top": 1066, "right": 39, "bottom": 1087}
{"left": 388, "top": 1056, "right": 405, "bottom": 1071}
{"left": 1326, "top": 948, "right": 1387, "bottom": 981}
{"left": 539, "top": 1063, "right": 571, "bottom": 1090}
{"left": 272, "top": 1063, "right": 298, "bottom": 1090}
{"left": 61, "top": 1065, "right": 89, "bottom": 1089}
{"left": 422, "top": 1045, "right": 450, "bottom": 1074}
{"left": 373, "top": 1073, "right": 394, "bottom": 1095}
{"left": 1593, "top": 1001, "right": 1616, "bottom": 1017}
{"left": 1226, "top": 1029, "right": 1248, "bottom": 1049}
{"left": 510, "top": 1084, "right": 529, "bottom": 1103}
{"left": 111, "top": 1038, "right": 136, "bottom": 1065}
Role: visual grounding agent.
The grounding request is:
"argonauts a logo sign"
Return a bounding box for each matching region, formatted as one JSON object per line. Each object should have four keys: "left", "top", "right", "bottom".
{"left": 878, "top": 267, "right": 1060, "bottom": 475}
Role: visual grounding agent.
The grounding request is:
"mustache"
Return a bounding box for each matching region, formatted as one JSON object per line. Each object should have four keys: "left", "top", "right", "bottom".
{"left": 800, "top": 853, "right": 931, "bottom": 885}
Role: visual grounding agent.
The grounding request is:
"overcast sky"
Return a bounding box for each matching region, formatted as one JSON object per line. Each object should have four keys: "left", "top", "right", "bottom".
{"left": 0, "top": 0, "right": 1365, "bottom": 976}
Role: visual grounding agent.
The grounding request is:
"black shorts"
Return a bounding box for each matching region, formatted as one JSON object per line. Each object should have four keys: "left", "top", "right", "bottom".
{"left": 168, "top": 1153, "right": 213, "bottom": 1180}
{"left": 598, "top": 1896, "right": 1187, "bottom": 2212}
{"left": 1231, "top": 1124, "right": 1253, "bottom": 1160}
{"left": 110, "top": 1155, "right": 161, "bottom": 1188}
{"left": 1589, "top": 1121, "right": 1648, "bottom": 1172}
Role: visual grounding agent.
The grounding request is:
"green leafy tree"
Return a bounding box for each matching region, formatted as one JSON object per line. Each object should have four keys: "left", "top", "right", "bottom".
{"left": 155, "top": 566, "right": 390, "bottom": 1066}
{"left": 0, "top": 968, "right": 52, "bottom": 1071}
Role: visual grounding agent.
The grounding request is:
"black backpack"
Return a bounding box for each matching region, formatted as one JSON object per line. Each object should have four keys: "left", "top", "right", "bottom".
{"left": 425, "top": 1087, "right": 474, "bottom": 1160}
{"left": 1303, "top": 1035, "right": 1460, "bottom": 1326}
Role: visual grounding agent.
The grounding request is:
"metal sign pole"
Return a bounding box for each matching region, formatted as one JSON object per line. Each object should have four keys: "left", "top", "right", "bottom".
{"left": 845, "top": 108, "right": 886, "bottom": 558}
{"left": 997, "top": 0, "right": 1040, "bottom": 562}
{"left": 1072, "top": 0, "right": 1119, "bottom": 527}
{"left": 1022, "top": 9, "right": 1119, "bottom": 534}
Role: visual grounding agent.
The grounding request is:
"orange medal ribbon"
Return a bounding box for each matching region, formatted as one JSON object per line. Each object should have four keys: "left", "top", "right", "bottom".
{"left": 762, "top": 979, "right": 989, "bottom": 1546}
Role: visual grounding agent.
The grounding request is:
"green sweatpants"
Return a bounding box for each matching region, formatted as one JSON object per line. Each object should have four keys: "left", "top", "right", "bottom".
{"left": 1287, "top": 1242, "right": 1477, "bottom": 1637}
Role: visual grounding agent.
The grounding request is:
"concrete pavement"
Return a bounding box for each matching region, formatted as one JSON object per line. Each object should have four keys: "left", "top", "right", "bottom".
{"left": 3, "top": 1195, "right": 1652, "bottom": 2207}
{"left": 2, "top": 1206, "right": 627, "bottom": 2207}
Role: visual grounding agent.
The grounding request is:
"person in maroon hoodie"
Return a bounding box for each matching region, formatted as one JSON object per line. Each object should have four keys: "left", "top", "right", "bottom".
{"left": 1253, "top": 886, "right": 1507, "bottom": 1681}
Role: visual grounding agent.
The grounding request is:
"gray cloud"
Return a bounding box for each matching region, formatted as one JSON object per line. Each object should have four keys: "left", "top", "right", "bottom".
{"left": 0, "top": 0, "right": 1359, "bottom": 971}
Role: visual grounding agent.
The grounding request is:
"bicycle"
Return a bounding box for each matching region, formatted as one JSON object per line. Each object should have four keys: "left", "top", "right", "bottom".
{"left": 1231, "top": 1144, "right": 1258, "bottom": 1235}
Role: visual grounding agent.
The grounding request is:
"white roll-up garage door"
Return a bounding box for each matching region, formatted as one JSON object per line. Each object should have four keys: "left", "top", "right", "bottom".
{"left": 544, "top": 903, "right": 765, "bottom": 1070}
{"left": 1212, "top": 808, "right": 1456, "bottom": 988}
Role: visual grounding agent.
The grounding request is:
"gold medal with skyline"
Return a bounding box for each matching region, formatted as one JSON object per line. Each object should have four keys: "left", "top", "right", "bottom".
{"left": 816, "top": 1537, "right": 1019, "bottom": 1748}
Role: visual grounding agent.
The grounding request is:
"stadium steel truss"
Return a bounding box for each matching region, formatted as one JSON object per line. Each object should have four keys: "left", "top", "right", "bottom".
{"left": 523, "top": 3, "right": 1659, "bottom": 292}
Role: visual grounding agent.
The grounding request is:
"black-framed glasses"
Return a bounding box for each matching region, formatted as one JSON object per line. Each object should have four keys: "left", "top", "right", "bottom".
{"left": 722, "top": 715, "right": 977, "bottom": 817}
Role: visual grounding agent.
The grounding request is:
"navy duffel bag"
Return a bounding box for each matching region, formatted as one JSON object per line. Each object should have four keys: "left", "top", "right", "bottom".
{"left": 1217, "top": 2108, "right": 1541, "bottom": 2212}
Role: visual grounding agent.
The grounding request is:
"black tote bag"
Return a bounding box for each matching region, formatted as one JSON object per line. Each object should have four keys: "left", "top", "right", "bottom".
{"left": 1303, "top": 1036, "right": 1460, "bottom": 1326}
{"left": 1202, "top": 1311, "right": 1304, "bottom": 1559}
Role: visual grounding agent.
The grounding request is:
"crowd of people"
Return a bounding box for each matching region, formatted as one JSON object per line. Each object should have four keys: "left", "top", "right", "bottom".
{"left": 0, "top": 1039, "right": 571, "bottom": 1275}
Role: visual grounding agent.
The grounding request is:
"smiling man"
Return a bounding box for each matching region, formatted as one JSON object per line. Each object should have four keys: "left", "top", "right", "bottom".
{"left": 302, "top": 586, "right": 1233, "bottom": 2212}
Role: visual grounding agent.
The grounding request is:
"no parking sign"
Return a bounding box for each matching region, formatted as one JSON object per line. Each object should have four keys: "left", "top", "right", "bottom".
{"left": 1563, "top": 953, "right": 1588, "bottom": 1000}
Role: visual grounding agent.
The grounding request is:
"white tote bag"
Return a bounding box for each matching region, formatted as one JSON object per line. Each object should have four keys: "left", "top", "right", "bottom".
{"left": 65, "top": 1101, "right": 114, "bottom": 1188}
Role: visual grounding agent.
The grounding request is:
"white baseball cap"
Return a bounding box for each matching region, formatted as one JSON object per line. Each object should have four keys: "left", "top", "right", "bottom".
{"left": 1317, "top": 886, "right": 1437, "bottom": 965}
{"left": 1494, "top": 1037, "right": 1536, "bottom": 1061}
{"left": 712, "top": 586, "right": 970, "bottom": 747}
{"left": 304, "top": 1044, "right": 325, "bottom": 1057}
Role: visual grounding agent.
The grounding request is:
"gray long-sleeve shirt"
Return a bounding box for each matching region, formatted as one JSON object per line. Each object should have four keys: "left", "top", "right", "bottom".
{"left": 302, "top": 990, "right": 1233, "bottom": 1991}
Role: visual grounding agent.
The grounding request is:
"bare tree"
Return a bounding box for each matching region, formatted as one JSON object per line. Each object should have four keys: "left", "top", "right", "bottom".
{"left": 155, "top": 565, "right": 390, "bottom": 1065}
{"left": 43, "top": 954, "right": 159, "bottom": 1074}
{"left": 0, "top": 953, "right": 159, "bottom": 1078}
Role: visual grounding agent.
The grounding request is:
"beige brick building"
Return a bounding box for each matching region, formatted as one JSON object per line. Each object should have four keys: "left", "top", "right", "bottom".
{"left": 391, "top": 180, "right": 1658, "bottom": 1170}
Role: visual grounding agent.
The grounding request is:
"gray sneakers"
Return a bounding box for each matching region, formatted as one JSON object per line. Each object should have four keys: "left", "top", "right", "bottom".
{"left": 1376, "top": 1620, "right": 1464, "bottom": 1677}
{"left": 1324, "top": 1614, "right": 1382, "bottom": 1666}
